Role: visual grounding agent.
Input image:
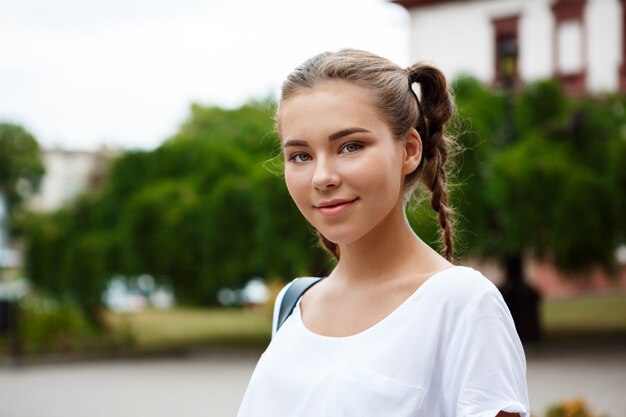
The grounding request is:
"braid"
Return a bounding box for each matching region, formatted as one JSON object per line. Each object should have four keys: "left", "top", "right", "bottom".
{"left": 421, "top": 136, "right": 454, "bottom": 261}
{"left": 407, "top": 63, "right": 456, "bottom": 261}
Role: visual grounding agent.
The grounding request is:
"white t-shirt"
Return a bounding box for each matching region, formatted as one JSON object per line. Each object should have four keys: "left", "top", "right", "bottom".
{"left": 236, "top": 266, "right": 530, "bottom": 417}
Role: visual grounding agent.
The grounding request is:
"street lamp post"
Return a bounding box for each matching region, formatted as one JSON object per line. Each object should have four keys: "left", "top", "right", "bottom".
{"left": 496, "top": 36, "right": 542, "bottom": 344}
{"left": 499, "top": 35, "right": 517, "bottom": 148}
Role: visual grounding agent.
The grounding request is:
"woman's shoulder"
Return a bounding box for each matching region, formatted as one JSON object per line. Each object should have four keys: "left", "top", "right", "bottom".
{"left": 425, "top": 265, "right": 501, "bottom": 307}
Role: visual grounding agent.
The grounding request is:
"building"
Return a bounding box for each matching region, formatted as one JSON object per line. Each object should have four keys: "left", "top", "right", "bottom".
{"left": 28, "top": 146, "right": 120, "bottom": 213}
{"left": 394, "top": 0, "right": 624, "bottom": 94}
{"left": 0, "top": 146, "right": 119, "bottom": 269}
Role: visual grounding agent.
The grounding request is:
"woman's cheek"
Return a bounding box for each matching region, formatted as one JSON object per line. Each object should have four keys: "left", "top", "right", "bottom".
{"left": 285, "top": 170, "right": 311, "bottom": 214}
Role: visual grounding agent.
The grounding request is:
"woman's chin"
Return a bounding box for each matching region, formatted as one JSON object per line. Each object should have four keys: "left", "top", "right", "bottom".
{"left": 317, "top": 230, "right": 364, "bottom": 247}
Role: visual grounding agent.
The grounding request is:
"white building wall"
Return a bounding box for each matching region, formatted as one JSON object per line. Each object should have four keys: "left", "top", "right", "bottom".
{"left": 406, "top": 0, "right": 622, "bottom": 93}
{"left": 409, "top": 0, "right": 530, "bottom": 82}
{"left": 29, "top": 150, "right": 101, "bottom": 212}
{"left": 519, "top": 0, "right": 554, "bottom": 80}
{"left": 586, "top": 0, "right": 621, "bottom": 92}
{"left": 557, "top": 20, "right": 585, "bottom": 72}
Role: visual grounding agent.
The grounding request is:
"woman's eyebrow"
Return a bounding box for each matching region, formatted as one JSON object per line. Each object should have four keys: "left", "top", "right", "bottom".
{"left": 283, "top": 127, "right": 371, "bottom": 148}
{"left": 329, "top": 127, "right": 371, "bottom": 141}
{"left": 283, "top": 140, "right": 309, "bottom": 148}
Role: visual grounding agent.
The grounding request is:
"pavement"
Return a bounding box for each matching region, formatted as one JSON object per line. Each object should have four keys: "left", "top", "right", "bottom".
{"left": 524, "top": 341, "right": 626, "bottom": 417}
{"left": 0, "top": 343, "right": 624, "bottom": 417}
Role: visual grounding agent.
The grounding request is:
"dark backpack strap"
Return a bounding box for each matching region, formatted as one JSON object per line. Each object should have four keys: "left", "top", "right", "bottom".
{"left": 274, "top": 277, "right": 322, "bottom": 336}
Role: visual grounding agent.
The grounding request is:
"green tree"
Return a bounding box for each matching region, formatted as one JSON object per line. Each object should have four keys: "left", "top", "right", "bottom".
{"left": 0, "top": 123, "right": 45, "bottom": 212}
{"left": 0, "top": 123, "right": 45, "bottom": 247}
{"left": 24, "top": 195, "right": 111, "bottom": 326}
{"left": 444, "top": 78, "right": 624, "bottom": 274}
{"left": 24, "top": 101, "right": 324, "bottom": 315}
{"left": 489, "top": 82, "right": 624, "bottom": 274}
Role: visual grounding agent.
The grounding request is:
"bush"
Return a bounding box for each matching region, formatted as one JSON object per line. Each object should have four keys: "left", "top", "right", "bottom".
{"left": 546, "top": 398, "right": 607, "bottom": 417}
{"left": 0, "top": 295, "right": 133, "bottom": 356}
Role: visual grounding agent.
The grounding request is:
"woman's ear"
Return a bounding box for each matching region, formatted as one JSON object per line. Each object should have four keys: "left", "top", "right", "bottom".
{"left": 402, "top": 128, "right": 422, "bottom": 175}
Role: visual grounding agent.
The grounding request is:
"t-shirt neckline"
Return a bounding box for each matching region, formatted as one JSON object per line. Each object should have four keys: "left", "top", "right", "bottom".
{"left": 294, "top": 265, "right": 466, "bottom": 343}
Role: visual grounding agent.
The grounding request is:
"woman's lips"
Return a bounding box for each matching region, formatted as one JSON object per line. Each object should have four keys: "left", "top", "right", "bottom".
{"left": 316, "top": 198, "right": 358, "bottom": 217}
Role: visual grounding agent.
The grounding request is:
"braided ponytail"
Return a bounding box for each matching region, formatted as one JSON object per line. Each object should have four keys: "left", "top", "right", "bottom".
{"left": 407, "top": 64, "right": 456, "bottom": 261}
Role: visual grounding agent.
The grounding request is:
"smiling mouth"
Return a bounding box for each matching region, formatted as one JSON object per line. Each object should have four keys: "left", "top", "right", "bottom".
{"left": 315, "top": 198, "right": 358, "bottom": 217}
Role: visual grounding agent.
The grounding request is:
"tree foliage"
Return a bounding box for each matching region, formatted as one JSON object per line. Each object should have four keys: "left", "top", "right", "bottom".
{"left": 0, "top": 123, "right": 45, "bottom": 222}
{"left": 449, "top": 78, "right": 626, "bottom": 273}
{"left": 24, "top": 102, "right": 320, "bottom": 313}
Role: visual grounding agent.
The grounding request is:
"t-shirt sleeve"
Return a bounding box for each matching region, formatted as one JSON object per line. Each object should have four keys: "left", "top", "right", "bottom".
{"left": 442, "top": 287, "right": 530, "bottom": 417}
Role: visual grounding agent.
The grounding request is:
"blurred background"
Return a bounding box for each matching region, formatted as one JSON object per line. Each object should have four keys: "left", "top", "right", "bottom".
{"left": 1, "top": 0, "right": 625, "bottom": 416}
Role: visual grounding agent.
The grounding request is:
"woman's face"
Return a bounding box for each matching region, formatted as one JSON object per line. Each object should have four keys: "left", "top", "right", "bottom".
{"left": 278, "top": 80, "right": 420, "bottom": 245}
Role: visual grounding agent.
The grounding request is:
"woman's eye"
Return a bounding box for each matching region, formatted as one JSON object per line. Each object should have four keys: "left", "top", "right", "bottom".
{"left": 288, "top": 152, "right": 312, "bottom": 163}
{"left": 340, "top": 142, "right": 363, "bottom": 154}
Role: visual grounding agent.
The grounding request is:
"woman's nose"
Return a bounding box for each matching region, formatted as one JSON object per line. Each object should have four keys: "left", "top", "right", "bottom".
{"left": 311, "top": 157, "right": 341, "bottom": 190}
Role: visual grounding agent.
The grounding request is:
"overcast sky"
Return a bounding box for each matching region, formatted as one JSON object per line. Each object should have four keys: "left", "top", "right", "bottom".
{"left": 1, "top": 0, "right": 410, "bottom": 151}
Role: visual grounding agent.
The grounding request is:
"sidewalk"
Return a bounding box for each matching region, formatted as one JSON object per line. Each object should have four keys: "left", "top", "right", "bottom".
{"left": 0, "top": 343, "right": 624, "bottom": 417}
{"left": 525, "top": 340, "right": 626, "bottom": 417}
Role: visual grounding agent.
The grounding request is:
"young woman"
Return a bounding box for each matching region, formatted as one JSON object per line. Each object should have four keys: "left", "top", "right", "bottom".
{"left": 236, "top": 49, "right": 530, "bottom": 417}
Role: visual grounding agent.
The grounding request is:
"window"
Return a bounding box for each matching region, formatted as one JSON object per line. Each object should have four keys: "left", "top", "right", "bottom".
{"left": 552, "top": 0, "right": 587, "bottom": 94}
{"left": 493, "top": 16, "right": 520, "bottom": 88}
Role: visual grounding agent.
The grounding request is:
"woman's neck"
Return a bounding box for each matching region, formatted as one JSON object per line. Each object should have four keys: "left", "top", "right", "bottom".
{"left": 332, "top": 205, "right": 449, "bottom": 285}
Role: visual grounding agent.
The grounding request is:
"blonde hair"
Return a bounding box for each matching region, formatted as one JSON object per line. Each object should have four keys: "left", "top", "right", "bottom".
{"left": 277, "top": 49, "right": 456, "bottom": 261}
